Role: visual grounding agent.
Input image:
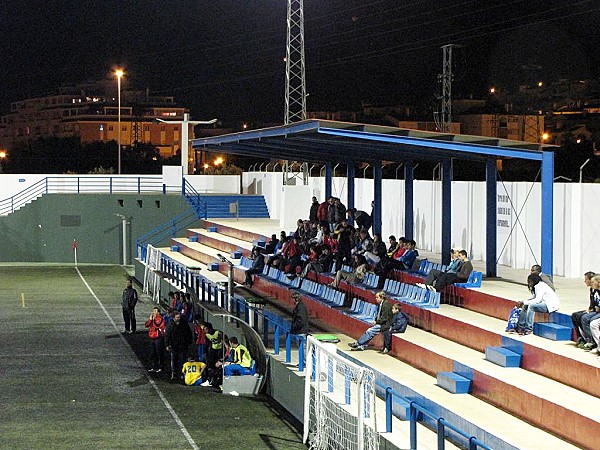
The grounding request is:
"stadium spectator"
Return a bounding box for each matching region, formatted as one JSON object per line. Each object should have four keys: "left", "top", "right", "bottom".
{"left": 121, "top": 278, "right": 138, "bottom": 334}
{"left": 347, "top": 208, "right": 372, "bottom": 231}
{"left": 309, "top": 196, "right": 319, "bottom": 222}
{"left": 244, "top": 247, "right": 265, "bottom": 288}
{"left": 327, "top": 197, "right": 337, "bottom": 231}
{"left": 193, "top": 315, "right": 207, "bottom": 362}
{"left": 278, "top": 235, "right": 303, "bottom": 274}
{"left": 263, "top": 234, "right": 279, "bottom": 254}
{"left": 417, "top": 249, "right": 463, "bottom": 290}
{"left": 579, "top": 274, "right": 600, "bottom": 350}
{"left": 164, "top": 311, "right": 193, "bottom": 380}
{"left": 317, "top": 198, "right": 329, "bottom": 227}
{"left": 223, "top": 337, "right": 254, "bottom": 376}
{"left": 588, "top": 316, "right": 600, "bottom": 359}
{"left": 515, "top": 273, "right": 560, "bottom": 335}
{"left": 333, "top": 218, "right": 354, "bottom": 268}
{"left": 530, "top": 264, "right": 555, "bottom": 291}
{"left": 145, "top": 306, "right": 165, "bottom": 373}
{"left": 571, "top": 271, "right": 596, "bottom": 346}
{"left": 180, "top": 293, "right": 194, "bottom": 323}
{"left": 352, "top": 228, "right": 373, "bottom": 257}
{"left": 331, "top": 254, "right": 368, "bottom": 289}
{"left": 182, "top": 356, "right": 206, "bottom": 386}
{"left": 290, "top": 292, "right": 310, "bottom": 334}
{"left": 300, "top": 244, "right": 333, "bottom": 277}
{"left": 333, "top": 198, "right": 347, "bottom": 228}
{"left": 364, "top": 233, "right": 387, "bottom": 264}
{"left": 381, "top": 303, "right": 409, "bottom": 354}
{"left": 266, "top": 233, "right": 290, "bottom": 267}
{"left": 430, "top": 250, "right": 473, "bottom": 292}
{"left": 348, "top": 291, "right": 393, "bottom": 351}
{"left": 309, "top": 223, "right": 326, "bottom": 245}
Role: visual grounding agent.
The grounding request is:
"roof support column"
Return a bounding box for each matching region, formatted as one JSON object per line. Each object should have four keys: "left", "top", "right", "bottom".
{"left": 347, "top": 163, "right": 355, "bottom": 226}
{"left": 441, "top": 160, "right": 452, "bottom": 265}
{"left": 373, "top": 160, "right": 382, "bottom": 235}
{"left": 486, "top": 158, "right": 497, "bottom": 278}
{"left": 325, "top": 162, "right": 332, "bottom": 200}
{"left": 541, "top": 151, "right": 554, "bottom": 275}
{"left": 404, "top": 162, "right": 414, "bottom": 240}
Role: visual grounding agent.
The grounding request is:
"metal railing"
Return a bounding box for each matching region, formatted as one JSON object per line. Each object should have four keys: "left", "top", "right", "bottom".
{"left": 0, "top": 175, "right": 176, "bottom": 215}
{"left": 182, "top": 178, "right": 208, "bottom": 219}
{"left": 377, "top": 381, "right": 492, "bottom": 450}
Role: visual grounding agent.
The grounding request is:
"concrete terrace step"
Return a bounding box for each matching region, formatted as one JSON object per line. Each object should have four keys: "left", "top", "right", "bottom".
{"left": 187, "top": 228, "right": 254, "bottom": 257}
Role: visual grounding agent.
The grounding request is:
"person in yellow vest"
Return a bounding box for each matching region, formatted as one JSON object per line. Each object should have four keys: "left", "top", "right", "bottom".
{"left": 182, "top": 357, "right": 206, "bottom": 386}
{"left": 223, "top": 337, "right": 254, "bottom": 376}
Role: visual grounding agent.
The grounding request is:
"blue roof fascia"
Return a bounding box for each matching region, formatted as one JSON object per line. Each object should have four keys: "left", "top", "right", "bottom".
{"left": 317, "top": 127, "right": 545, "bottom": 161}
{"left": 192, "top": 121, "right": 320, "bottom": 147}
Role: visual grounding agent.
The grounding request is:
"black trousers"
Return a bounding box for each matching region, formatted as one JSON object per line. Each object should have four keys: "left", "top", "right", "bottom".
{"left": 571, "top": 310, "right": 587, "bottom": 340}
{"left": 245, "top": 267, "right": 262, "bottom": 285}
{"left": 150, "top": 337, "right": 165, "bottom": 370}
{"left": 122, "top": 307, "right": 136, "bottom": 332}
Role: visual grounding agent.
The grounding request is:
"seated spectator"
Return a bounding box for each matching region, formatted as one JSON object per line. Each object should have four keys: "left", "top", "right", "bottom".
{"left": 381, "top": 303, "right": 409, "bottom": 354}
{"left": 579, "top": 274, "right": 600, "bottom": 350}
{"left": 309, "top": 196, "right": 319, "bottom": 222}
{"left": 348, "top": 291, "right": 392, "bottom": 351}
{"left": 352, "top": 228, "right": 373, "bottom": 257}
{"left": 182, "top": 356, "right": 206, "bottom": 386}
{"left": 374, "top": 236, "right": 405, "bottom": 276}
{"left": 430, "top": 250, "right": 473, "bottom": 292}
{"left": 322, "top": 228, "right": 338, "bottom": 254}
{"left": 530, "top": 264, "right": 555, "bottom": 291}
{"left": 588, "top": 315, "right": 600, "bottom": 360}
{"left": 164, "top": 311, "right": 193, "bottom": 380}
{"left": 278, "top": 235, "right": 303, "bottom": 274}
{"left": 417, "top": 249, "right": 463, "bottom": 290}
{"left": 347, "top": 208, "right": 372, "bottom": 231}
{"left": 515, "top": 273, "right": 560, "bottom": 335}
{"left": 331, "top": 254, "right": 368, "bottom": 289}
{"left": 145, "top": 306, "right": 166, "bottom": 373}
{"left": 385, "top": 235, "right": 401, "bottom": 258}
{"left": 263, "top": 234, "right": 279, "bottom": 254}
{"left": 244, "top": 247, "right": 265, "bottom": 288}
{"left": 309, "top": 223, "right": 326, "bottom": 245}
{"left": 364, "top": 233, "right": 387, "bottom": 264}
{"left": 266, "top": 234, "right": 290, "bottom": 267}
{"left": 293, "top": 219, "right": 305, "bottom": 240}
{"left": 301, "top": 244, "right": 333, "bottom": 277}
{"left": 571, "top": 271, "right": 596, "bottom": 346}
{"left": 223, "top": 337, "right": 254, "bottom": 376}
{"left": 397, "top": 240, "right": 418, "bottom": 270}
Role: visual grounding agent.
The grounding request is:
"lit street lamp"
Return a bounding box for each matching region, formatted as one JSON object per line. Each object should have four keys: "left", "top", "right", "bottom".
{"left": 115, "top": 69, "right": 124, "bottom": 174}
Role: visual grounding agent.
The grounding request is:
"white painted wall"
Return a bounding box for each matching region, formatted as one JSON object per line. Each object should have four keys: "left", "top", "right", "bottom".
{"left": 242, "top": 172, "right": 600, "bottom": 278}
{"left": 185, "top": 175, "right": 240, "bottom": 194}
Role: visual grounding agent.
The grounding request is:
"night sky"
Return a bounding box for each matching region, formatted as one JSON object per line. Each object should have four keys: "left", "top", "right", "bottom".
{"left": 1, "top": 0, "right": 599, "bottom": 124}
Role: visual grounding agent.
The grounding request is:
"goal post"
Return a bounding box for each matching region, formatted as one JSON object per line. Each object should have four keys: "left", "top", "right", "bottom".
{"left": 303, "top": 336, "right": 378, "bottom": 450}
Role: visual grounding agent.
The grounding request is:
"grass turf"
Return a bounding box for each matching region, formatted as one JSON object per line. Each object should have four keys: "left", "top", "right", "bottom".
{"left": 0, "top": 265, "right": 305, "bottom": 450}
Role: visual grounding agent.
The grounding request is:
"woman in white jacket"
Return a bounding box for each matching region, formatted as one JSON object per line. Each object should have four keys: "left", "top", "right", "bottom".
{"left": 516, "top": 273, "right": 560, "bottom": 335}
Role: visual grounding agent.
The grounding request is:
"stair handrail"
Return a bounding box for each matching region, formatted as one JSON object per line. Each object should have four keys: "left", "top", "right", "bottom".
{"left": 182, "top": 178, "right": 208, "bottom": 219}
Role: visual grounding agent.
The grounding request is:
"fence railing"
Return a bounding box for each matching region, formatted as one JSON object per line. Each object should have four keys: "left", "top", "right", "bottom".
{"left": 377, "top": 381, "right": 492, "bottom": 450}
{"left": 0, "top": 175, "right": 178, "bottom": 215}
{"left": 182, "top": 178, "right": 208, "bottom": 219}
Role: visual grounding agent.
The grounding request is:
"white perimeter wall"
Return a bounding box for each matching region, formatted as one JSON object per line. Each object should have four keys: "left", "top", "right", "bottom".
{"left": 243, "top": 172, "right": 600, "bottom": 278}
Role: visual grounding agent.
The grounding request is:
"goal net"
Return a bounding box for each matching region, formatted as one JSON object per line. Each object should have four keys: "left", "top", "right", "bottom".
{"left": 303, "top": 336, "right": 378, "bottom": 450}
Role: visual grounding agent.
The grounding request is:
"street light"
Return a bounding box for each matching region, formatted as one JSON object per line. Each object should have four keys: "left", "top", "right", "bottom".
{"left": 115, "top": 69, "right": 124, "bottom": 174}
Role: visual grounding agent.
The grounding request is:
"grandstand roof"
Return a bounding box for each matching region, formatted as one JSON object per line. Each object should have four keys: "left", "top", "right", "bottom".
{"left": 192, "top": 119, "right": 554, "bottom": 163}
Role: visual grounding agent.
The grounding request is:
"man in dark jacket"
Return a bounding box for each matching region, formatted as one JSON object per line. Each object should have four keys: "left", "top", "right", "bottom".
{"left": 309, "top": 196, "right": 319, "bottom": 222}
{"left": 432, "top": 250, "right": 473, "bottom": 292}
{"left": 165, "top": 311, "right": 193, "bottom": 380}
{"left": 349, "top": 291, "right": 392, "bottom": 351}
{"left": 121, "top": 278, "right": 138, "bottom": 334}
{"left": 244, "top": 247, "right": 265, "bottom": 288}
{"left": 290, "top": 292, "right": 309, "bottom": 334}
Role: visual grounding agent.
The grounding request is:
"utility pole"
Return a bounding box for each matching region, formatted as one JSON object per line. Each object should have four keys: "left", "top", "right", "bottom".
{"left": 434, "top": 44, "right": 461, "bottom": 133}
{"left": 283, "top": 0, "right": 308, "bottom": 185}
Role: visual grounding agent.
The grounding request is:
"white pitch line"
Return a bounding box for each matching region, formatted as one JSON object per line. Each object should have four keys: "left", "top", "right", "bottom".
{"left": 75, "top": 267, "right": 199, "bottom": 450}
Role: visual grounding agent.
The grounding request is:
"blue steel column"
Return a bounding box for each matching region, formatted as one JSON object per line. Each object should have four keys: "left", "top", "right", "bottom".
{"left": 325, "top": 162, "right": 332, "bottom": 200}
{"left": 373, "top": 160, "right": 382, "bottom": 235}
{"left": 486, "top": 159, "right": 497, "bottom": 277}
{"left": 404, "top": 162, "right": 414, "bottom": 240}
{"left": 441, "top": 160, "right": 452, "bottom": 266}
{"left": 347, "top": 163, "right": 355, "bottom": 225}
{"left": 541, "top": 151, "right": 554, "bottom": 275}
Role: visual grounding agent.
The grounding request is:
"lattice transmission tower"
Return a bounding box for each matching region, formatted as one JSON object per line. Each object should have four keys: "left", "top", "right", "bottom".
{"left": 283, "top": 0, "right": 308, "bottom": 185}
{"left": 434, "top": 44, "right": 461, "bottom": 133}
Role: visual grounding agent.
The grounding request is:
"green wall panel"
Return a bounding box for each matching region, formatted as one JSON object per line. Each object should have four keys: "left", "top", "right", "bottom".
{"left": 0, "top": 194, "right": 194, "bottom": 263}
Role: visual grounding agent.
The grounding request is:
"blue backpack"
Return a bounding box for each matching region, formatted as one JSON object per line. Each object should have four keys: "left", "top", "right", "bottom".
{"left": 505, "top": 306, "right": 521, "bottom": 332}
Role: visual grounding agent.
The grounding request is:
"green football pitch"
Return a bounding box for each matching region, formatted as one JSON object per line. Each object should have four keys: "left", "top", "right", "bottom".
{"left": 0, "top": 265, "right": 305, "bottom": 450}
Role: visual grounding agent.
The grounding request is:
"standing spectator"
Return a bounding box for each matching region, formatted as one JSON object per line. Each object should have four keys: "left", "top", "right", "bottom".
{"left": 244, "top": 247, "right": 265, "bottom": 288}
{"left": 515, "top": 273, "right": 560, "bottom": 335}
{"left": 333, "top": 198, "right": 347, "bottom": 228}
{"left": 309, "top": 196, "right": 319, "bottom": 222}
{"left": 431, "top": 250, "right": 472, "bottom": 292}
{"left": 193, "top": 315, "right": 207, "bottom": 362}
{"left": 530, "top": 264, "right": 555, "bottom": 291}
{"left": 290, "top": 292, "right": 310, "bottom": 334}
{"left": 334, "top": 218, "right": 354, "bottom": 268}
{"left": 327, "top": 197, "right": 337, "bottom": 231}
{"left": 164, "top": 311, "right": 193, "bottom": 380}
{"left": 317, "top": 199, "right": 329, "bottom": 227}
{"left": 145, "top": 306, "right": 165, "bottom": 372}
{"left": 348, "top": 291, "right": 393, "bottom": 351}
{"left": 121, "top": 278, "right": 138, "bottom": 334}
{"left": 571, "top": 271, "right": 596, "bottom": 346}
{"left": 203, "top": 322, "right": 223, "bottom": 370}
{"left": 381, "top": 303, "right": 409, "bottom": 354}
{"left": 347, "top": 208, "right": 372, "bottom": 231}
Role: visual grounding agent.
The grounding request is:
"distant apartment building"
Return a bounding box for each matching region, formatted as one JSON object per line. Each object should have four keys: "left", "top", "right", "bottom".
{"left": 457, "top": 114, "right": 544, "bottom": 143}
{"left": 0, "top": 82, "right": 191, "bottom": 158}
